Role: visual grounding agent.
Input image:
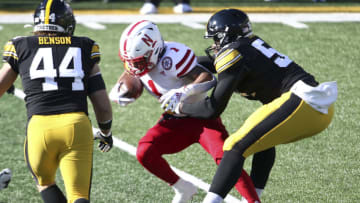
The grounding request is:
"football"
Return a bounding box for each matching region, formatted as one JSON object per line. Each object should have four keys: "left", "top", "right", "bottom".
{"left": 118, "top": 71, "right": 144, "bottom": 99}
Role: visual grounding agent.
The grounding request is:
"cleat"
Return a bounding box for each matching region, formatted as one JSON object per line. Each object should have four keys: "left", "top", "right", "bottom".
{"left": 0, "top": 168, "right": 12, "bottom": 190}
{"left": 139, "top": 3, "right": 158, "bottom": 15}
{"left": 172, "top": 178, "right": 198, "bottom": 203}
{"left": 173, "top": 3, "right": 192, "bottom": 14}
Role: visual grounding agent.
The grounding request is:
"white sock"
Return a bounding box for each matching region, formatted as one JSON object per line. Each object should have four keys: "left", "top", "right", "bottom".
{"left": 203, "top": 192, "right": 223, "bottom": 203}
{"left": 255, "top": 188, "right": 264, "bottom": 198}
{"left": 172, "top": 178, "right": 184, "bottom": 190}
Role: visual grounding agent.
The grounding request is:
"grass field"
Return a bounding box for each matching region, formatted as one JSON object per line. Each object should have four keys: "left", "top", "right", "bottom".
{"left": 0, "top": 15, "right": 360, "bottom": 203}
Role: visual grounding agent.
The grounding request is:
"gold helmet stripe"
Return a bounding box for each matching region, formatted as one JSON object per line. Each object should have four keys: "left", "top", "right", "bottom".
{"left": 45, "top": 0, "right": 54, "bottom": 24}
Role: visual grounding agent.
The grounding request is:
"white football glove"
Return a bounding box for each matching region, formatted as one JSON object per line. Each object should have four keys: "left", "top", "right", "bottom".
{"left": 159, "top": 88, "right": 188, "bottom": 114}
{"left": 0, "top": 168, "right": 11, "bottom": 190}
{"left": 109, "top": 83, "right": 136, "bottom": 107}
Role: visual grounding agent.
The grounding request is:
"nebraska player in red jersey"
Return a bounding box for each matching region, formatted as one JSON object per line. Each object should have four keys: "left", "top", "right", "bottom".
{"left": 110, "top": 20, "right": 260, "bottom": 203}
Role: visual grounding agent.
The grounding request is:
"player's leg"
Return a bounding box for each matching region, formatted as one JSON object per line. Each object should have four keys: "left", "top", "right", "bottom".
{"left": 136, "top": 115, "right": 201, "bottom": 184}
{"left": 199, "top": 117, "right": 260, "bottom": 203}
{"left": 250, "top": 147, "right": 276, "bottom": 199}
{"left": 136, "top": 114, "right": 200, "bottom": 202}
{"left": 59, "top": 113, "right": 93, "bottom": 203}
{"left": 25, "top": 115, "right": 66, "bottom": 203}
{"left": 204, "top": 92, "right": 334, "bottom": 202}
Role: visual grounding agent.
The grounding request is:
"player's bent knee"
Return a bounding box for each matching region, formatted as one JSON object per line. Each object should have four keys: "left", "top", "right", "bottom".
{"left": 74, "top": 198, "right": 89, "bottom": 203}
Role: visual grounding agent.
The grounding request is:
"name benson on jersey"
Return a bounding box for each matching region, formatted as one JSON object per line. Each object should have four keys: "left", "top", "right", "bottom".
{"left": 38, "top": 36, "right": 71, "bottom": 45}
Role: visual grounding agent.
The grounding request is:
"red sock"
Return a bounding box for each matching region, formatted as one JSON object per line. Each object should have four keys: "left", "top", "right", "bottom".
{"left": 234, "top": 170, "right": 260, "bottom": 203}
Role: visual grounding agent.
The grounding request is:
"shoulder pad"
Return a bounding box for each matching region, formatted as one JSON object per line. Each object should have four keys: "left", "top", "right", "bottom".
{"left": 215, "top": 42, "right": 243, "bottom": 74}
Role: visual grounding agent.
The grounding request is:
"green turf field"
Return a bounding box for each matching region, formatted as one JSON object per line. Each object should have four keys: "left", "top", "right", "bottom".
{"left": 0, "top": 19, "right": 359, "bottom": 202}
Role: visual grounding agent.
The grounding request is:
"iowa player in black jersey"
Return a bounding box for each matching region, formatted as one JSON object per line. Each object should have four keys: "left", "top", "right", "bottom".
{"left": 0, "top": 1, "right": 113, "bottom": 203}
{"left": 161, "top": 9, "right": 338, "bottom": 202}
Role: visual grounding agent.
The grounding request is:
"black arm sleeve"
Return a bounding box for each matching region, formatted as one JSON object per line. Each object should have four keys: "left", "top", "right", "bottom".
{"left": 197, "top": 55, "right": 216, "bottom": 73}
{"left": 88, "top": 73, "right": 106, "bottom": 95}
{"left": 181, "top": 65, "right": 243, "bottom": 119}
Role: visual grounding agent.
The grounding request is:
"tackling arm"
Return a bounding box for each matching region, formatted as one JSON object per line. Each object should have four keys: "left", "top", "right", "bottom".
{"left": 180, "top": 64, "right": 217, "bottom": 96}
{"left": 180, "top": 65, "right": 242, "bottom": 119}
{"left": 160, "top": 65, "right": 217, "bottom": 113}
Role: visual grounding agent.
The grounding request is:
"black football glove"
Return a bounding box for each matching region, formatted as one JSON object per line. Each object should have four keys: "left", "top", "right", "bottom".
{"left": 6, "top": 85, "right": 14, "bottom": 95}
{"left": 94, "top": 131, "right": 113, "bottom": 152}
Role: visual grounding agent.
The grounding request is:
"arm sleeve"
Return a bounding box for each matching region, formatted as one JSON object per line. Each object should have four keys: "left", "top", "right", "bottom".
{"left": 181, "top": 64, "right": 243, "bottom": 119}
{"left": 88, "top": 72, "right": 106, "bottom": 95}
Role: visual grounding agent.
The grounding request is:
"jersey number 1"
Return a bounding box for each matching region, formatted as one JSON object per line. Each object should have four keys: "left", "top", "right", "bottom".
{"left": 29, "top": 47, "right": 85, "bottom": 91}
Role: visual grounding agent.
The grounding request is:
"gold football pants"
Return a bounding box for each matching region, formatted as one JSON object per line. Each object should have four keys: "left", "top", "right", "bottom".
{"left": 223, "top": 92, "right": 334, "bottom": 157}
{"left": 25, "top": 112, "right": 93, "bottom": 202}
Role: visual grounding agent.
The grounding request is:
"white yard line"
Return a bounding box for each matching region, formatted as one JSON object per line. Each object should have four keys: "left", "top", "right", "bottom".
{"left": 13, "top": 88, "right": 241, "bottom": 202}
{"left": 1, "top": 13, "right": 360, "bottom": 30}
{"left": 282, "top": 20, "right": 309, "bottom": 29}
{"left": 181, "top": 21, "right": 206, "bottom": 29}
{"left": 81, "top": 22, "right": 107, "bottom": 30}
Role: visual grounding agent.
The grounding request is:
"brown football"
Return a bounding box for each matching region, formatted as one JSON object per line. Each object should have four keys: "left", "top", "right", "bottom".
{"left": 117, "top": 71, "right": 144, "bottom": 99}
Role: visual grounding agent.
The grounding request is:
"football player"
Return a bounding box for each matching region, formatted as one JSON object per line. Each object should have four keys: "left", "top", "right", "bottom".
{"left": 162, "top": 9, "right": 338, "bottom": 203}
{"left": 110, "top": 20, "right": 260, "bottom": 203}
{"left": 0, "top": 0, "right": 113, "bottom": 203}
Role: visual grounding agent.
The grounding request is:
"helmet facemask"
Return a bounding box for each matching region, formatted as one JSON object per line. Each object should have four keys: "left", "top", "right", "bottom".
{"left": 204, "top": 28, "right": 231, "bottom": 60}
{"left": 123, "top": 50, "right": 155, "bottom": 76}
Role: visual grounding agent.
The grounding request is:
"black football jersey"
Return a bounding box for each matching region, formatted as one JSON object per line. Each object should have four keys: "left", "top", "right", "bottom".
{"left": 181, "top": 35, "right": 317, "bottom": 119}
{"left": 214, "top": 35, "right": 317, "bottom": 104}
{"left": 2, "top": 35, "right": 101, "bottom": 118}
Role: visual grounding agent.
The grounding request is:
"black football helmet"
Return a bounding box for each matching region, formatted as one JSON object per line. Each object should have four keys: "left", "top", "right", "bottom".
{"left": 205, "top": 9, "right": 252, "bottom": 48}
{"left": 33, "top": 0, "right": 76, "bottom": 35}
